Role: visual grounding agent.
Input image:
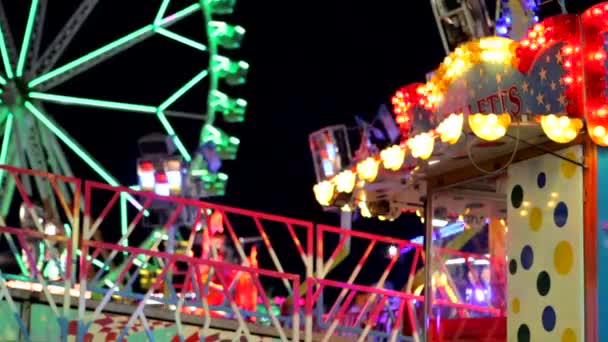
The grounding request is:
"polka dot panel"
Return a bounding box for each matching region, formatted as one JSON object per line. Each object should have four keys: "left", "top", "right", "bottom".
{"left": 507, "top": 146, "right": 584, "bottom": 342}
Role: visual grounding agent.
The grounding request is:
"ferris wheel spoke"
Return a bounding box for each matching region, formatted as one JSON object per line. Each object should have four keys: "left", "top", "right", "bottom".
{"left": 156, "top": 110, "right": 192, "bottom": 162}
{"left": 29, "top": 92, "right": 157, "bottom": 114}
{"left": 159, "top": 69, "right": 208, "bottom": 111}
{"left": 16, "top": 0, "right": 41, "bottom": 77}
{"left": 0, "top": 1, "right": 17, "bottom": 79}
{"left": 32, "top": 0, "right": 99, "bottom": 77}
{"left": 23, "top": 101, "right": 148, "bottom": 213}
{"left": 154, "top": 27, "right": 207, "bottom": 51}
{"left": 28, "top": 92, "right": 208, "bottom": 122}
{"left": 28, "top": 3, "right": 202, "bottom": 91}
{"left": 155, "top": 68, "right": 209, "bottom": 161}
{"left": 155, "top": 0, "right": 172, "bottom": 25}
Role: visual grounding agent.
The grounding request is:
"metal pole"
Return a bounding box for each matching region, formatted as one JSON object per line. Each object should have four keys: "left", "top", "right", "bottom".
{"left": 423, "top": 187, "right": 434, "bottom": 342}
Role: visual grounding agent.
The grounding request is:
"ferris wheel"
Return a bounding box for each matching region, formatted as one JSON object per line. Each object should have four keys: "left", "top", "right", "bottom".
{"left": 0, "top": 1, "right": 248, "bottom": 220}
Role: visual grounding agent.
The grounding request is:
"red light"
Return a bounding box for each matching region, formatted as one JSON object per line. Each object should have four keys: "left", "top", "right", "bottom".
{"left": 155, "top": 172, "right": 167, "bottom": 183}
{"left": 139, "top": 161, "right": 154, "bottom": 171}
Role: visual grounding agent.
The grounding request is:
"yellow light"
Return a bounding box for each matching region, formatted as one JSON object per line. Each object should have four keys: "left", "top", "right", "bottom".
{"left": 313, "top": 181, "right": 335, "bottom": 206}
{"left": 407, "top": 133, "right": 435, "bottom": 160}
{"left": 356, "top": 157, "right": 380, "bottom": 182}
{"left": 380, "top": 145, "right": 406, "bottom": 171}
{"left": 335, "top": 170, "right": 356, "bottom": 193}
{"left": 590, "top": 124, "right": 608, "bottom": 146}
{"left": 468, "top": 113, "right": 511, "bottom": 141}
{"left": 358, "top": 201, "right": 372, "bottom": 218}
{"left": 540, "top": 114, "right": 583, "bottom": 143}
{"left": 436, "top": 113, "right": 464, "bottom": 144}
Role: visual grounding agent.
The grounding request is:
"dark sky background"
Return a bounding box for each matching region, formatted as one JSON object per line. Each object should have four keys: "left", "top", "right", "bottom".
{"left": 4, "top": 0, "right": 602, "bottom": 288}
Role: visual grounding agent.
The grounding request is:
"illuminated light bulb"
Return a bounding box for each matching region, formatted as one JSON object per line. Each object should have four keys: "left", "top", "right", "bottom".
{"left": 335, "top": 170, "right": 356, "bottom": 193}
{"left": 356, "top": 157, "right": 380, "bottom": 182}
{"left": 436, "top": 113, "right": 464, "bottom": 144}
{"left": 358, "top": 201, "right": 372, "bottom": 218}
{"left": 380, "top": 145, "right": 406, "bottom": 171}
{"left": 313, "top": 181, "right": 335, "bottom": 206}
{"left": 540, "top": 115, "right": 582, "bottom": 143}
{"left": 468, "top": 113, "right": 511, "bottom": 141}
{"left": 340, "top": 204, "right": 352, "bottom": 212}
{"left": 593, "top": 125, "right": 606, "bottom": 137}
{"left": 407, "top": 133, "right": 435, "bottom": 160}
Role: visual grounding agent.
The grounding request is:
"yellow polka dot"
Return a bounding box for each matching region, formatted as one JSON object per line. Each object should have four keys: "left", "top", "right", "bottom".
{"left": 511, "top": 298, "right": 520, "bottom": 314}
{"left": 562, "top": 328, "right": 576, "bottom": 342}
{"left": 529, "top": 207, "right": 543, "bottom": 231}
{"left": 554, "top": 240, "right": 574, "bottom": 275}
{"left": 561, "top": 152, "right": 578, "bottom": 178}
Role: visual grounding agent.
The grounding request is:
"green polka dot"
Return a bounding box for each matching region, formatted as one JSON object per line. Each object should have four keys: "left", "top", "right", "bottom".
{"left": 529, "top": 207, "right": 543, "bottom": 231}
{"left": 554, "top": 240, "right": 574, "bottom": 275}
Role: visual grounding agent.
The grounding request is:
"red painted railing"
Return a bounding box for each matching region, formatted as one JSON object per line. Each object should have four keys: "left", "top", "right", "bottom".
{"left": 0, "top": 166, "right": 507, "bottom": 341}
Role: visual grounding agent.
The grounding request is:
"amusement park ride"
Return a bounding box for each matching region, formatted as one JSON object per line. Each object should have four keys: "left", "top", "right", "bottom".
{"left": 2, "top": 0, "right": 608, "bottom": 341}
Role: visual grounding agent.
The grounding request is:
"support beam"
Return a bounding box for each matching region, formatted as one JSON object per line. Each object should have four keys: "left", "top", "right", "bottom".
{"left": 33, "top": 0, "right": 99, "bottom": 76}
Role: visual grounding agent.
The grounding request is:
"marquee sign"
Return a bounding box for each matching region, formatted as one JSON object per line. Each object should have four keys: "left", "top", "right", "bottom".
{"left": 392, "top": 5, "right": 608, "bottom": 148}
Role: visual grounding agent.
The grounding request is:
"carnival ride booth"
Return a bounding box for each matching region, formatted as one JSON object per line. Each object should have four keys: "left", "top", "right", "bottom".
{"left": 312, "top": 2, "right": 608, "bottom": 341}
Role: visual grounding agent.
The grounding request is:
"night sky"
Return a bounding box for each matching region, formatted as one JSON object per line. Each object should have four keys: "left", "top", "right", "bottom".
{"left": 3, "top": 0, "right": 603, "bottom": 286}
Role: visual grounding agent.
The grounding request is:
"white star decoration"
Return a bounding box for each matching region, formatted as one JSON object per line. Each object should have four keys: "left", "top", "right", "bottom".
{"left": 539, "top": 68, "right": 547, "bottom": 81}
{"left": 558, "top": 94, "right": 567, "bottom": 106}
{"left": 496, "top": 73, "right": 503, "bottom": 83}
{"left": 550, "top": 81, "right": 557, "bottom": 91}
{"left": 556, "top": 51, "right": 563, "bottom": 64}
{"left": 522, "top": 81, "right": 529, "bottom": 93}
{"left": 545, "top": 103, "right": 551, "bottom": 112}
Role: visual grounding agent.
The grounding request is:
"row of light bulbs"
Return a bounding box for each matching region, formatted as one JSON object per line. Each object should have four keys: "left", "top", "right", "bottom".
{"left": 313, "top": 109, "right": 584, "bottom": 207}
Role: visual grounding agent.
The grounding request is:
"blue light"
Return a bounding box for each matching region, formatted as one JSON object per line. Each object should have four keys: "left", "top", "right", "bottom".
{"left": 497, "top": 25, "right": 509, "bottom": 36}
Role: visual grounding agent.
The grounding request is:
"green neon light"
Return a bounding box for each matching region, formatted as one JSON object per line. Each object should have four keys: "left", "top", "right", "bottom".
{"left": 156, "top": 111, "right": 191, "bottom": 161}
{"left": 63, "top": 223, "right": 71, "bottom": 237}
{"left": 0, "top": 17, "right": 13, "bottom": 79}
{"left": 16, "top": 0, "right": 39, "bottom": 77}
{"left": 154, "top": 27, "right": 207, "bottom": 51}
{"left": 159, "top": 3, "right": 201, "bottom": 25}
{"left": 155, "top": 0, "right": 172, "bottom": 25}
{"left": 0, "top": 75, "right": 6, "bottom": 85}
{"left": 29, "top": 3, "right": 202, "bottom": 89}
{"left": 159, "top": 69, "right": 208, "bottom": 111}
{"left": 24, "top": 101, "right": 148, "bottom": 214}
{"left": 202, "top": 1, "right": 219, "bottom": 127}
{"left": 0, "top": 112, "right": 13, "bottom": 185}
{"left": 29, "top": 92, "right": 158, "bottom": 113}
{"left": 120, "top": 193, "right": 128, "bottom": 255}
{"left": 28, "top": 25, "right": 154, "bottom": 88}
{"left": 76, "top": 250, "right": 109, "bottom": 270}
